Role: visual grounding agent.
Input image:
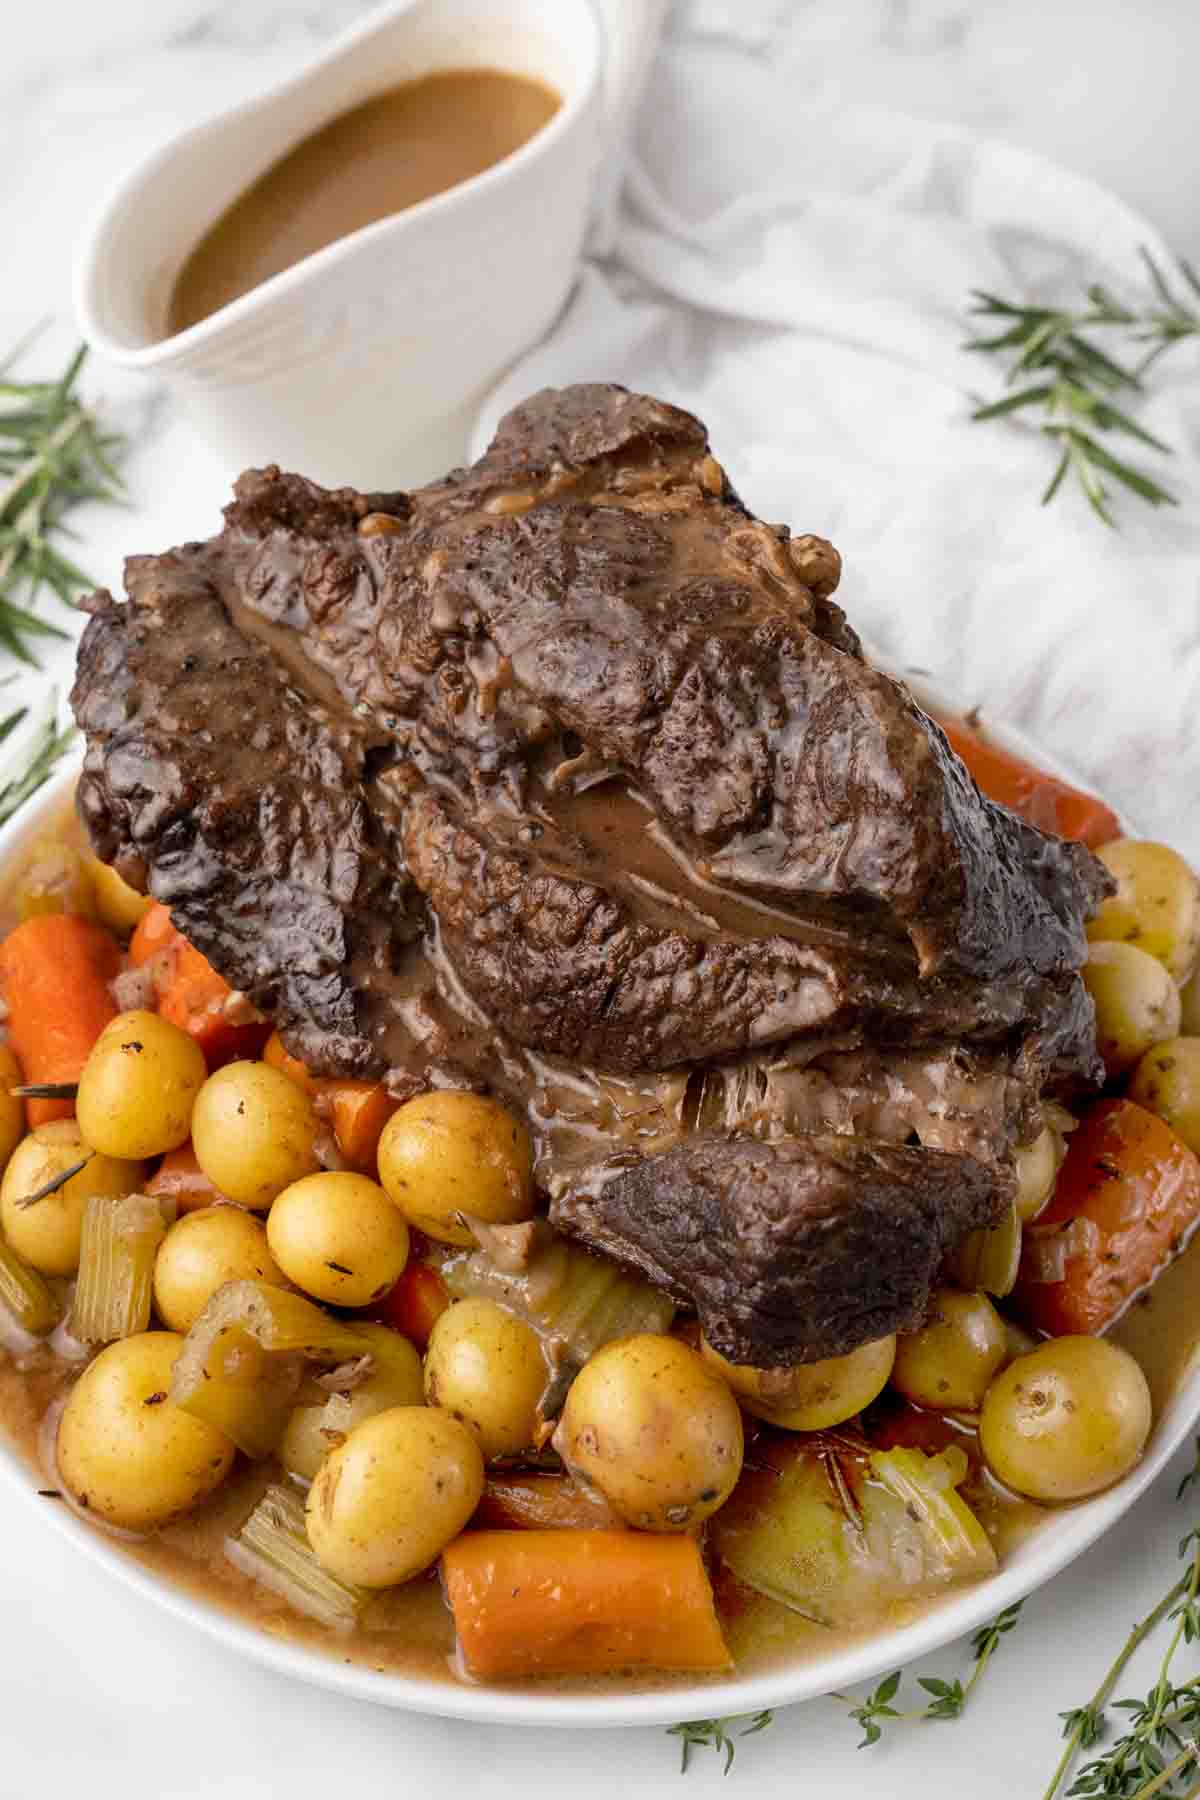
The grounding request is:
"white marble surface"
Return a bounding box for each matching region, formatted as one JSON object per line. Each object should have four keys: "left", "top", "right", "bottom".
{"left": 3, "top": 2, "right": 1200, "bottom": 1795}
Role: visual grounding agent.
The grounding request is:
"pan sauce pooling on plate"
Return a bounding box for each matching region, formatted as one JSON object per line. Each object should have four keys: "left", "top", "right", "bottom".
{"left": 166, "top": 69, "right": 561, "bottom": 336}
{"left": 1, "top": 386, "right": 1199, "bottom": 1688}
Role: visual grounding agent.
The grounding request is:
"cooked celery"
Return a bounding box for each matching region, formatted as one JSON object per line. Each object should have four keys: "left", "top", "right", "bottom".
{"left": 712, "top": 1439, "right": 996, "bottom": 1628}
{"left": 869, "top": 1445, "right": 997, "bottom": 1583}
{"left": 0, "top": 1240, "right": 61, "bottom": 1335}
{"left": 225, "top": 1483, "right": 367, "bottom": 1631}
{"left": 70, "top": 1192, "right": 173, "bottom": 1344}
{"left": 949, "top": 1197, "right": 1022, "bottom": 1296}
{"left": 169, "top": 1280, "right": 371, "bottom": 1458}
{"left": 443, "top": 1228, "right": 673, "bottom": 1370}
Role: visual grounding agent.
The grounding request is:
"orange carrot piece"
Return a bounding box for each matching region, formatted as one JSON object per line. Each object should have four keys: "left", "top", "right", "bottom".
{"left": 378, "top": 1260, "right": 450, "bottom": 1349}
{"left": 937, "top": 716, "right": 1120, "bottom": 848}
{"left": 0, "top": 915, "right": 121, "bottom": 1125}
{"left": 318, "top": 1080, "right": 398, "bottom": 1174}
{"left": 1016, "top": 1098, "right": 1200, "bottom": 1335}
{"left": 158, "top": 938, "right": 269, "bottom": 1068}
{"left": 146, "top": 1142, "right": 232, "bottom": 1215}
{"left": 441, "top": 1530, "right": 731, "bottom": 1681}
{"left": 263, "top": 1030, "right": 318, "bottom": 1094}
{"left": 475, "top": 1474, "right": 622, "bottom": 1533}
{"left": 128, "top": 900, "right": 178, "bottom": 969}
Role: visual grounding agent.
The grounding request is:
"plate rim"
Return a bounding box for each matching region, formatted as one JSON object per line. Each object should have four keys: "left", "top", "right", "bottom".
{"left": 0, "top": 697, "right": 1182, "bottom": 1730}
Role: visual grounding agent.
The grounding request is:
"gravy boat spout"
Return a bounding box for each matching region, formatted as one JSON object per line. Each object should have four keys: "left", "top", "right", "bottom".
{"left": 74, "top": 0, "right": 647, "bottom": 487}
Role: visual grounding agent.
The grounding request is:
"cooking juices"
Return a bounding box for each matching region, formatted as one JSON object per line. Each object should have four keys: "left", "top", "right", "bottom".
{"left": 166, "top": 69, "right": 561, "bottom": 335}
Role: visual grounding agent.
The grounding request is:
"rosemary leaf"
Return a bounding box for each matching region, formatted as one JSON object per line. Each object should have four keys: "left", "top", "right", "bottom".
{"left": 967, "top": 249, "right": 1199, "bottom": 525}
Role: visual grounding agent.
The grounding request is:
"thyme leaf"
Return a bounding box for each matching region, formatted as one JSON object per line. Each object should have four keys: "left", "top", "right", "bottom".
{"left": 667, "top": 1710, "right": 775, "bottom": 1774}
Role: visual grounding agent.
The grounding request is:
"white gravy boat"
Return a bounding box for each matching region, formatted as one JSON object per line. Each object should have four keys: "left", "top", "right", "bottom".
{"left": 74, "top": 0, "right": 665, "bottom": 487}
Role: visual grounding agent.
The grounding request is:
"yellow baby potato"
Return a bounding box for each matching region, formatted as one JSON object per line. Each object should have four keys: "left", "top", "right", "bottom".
{"left": 190, "top": 1060, "right": 319, "bottom": 1211}
{"left": 153, "top": 1205, "right": 284, "bottom": 1333}
{"left": 0, "top": 1122, "right": 143, "bottom": 1276}
{"left": 77, "top": 1010, "right": 207, "bottom": 1160}
{"left": 376, "top": 1090, "right": 533, "bottom": 1247}
{"left": 266, "top": 1171, "right": 409, "bottom": 1306}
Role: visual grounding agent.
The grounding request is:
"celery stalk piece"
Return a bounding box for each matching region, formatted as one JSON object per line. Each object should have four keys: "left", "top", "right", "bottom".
{"left": 169, "top": 1280, "right": 372, "bottom": 1458}
{"left": 869, "top": 1446, "right": 998, "bottom": 1582}
{"left": 444, "top": 1230, "right": 674, "bottom": 1370}
{"left": 70, "top": 1193, "right": 174, "bottom": 1344}
{"left": 0, "top": 1240, "right": 62, "bottom": 1335}
{"left": 948, "top": 1197, "right": 1022, "bottom": 1296}
{"left": 226, "top": 1483, "right": 367, "bottom": 1631}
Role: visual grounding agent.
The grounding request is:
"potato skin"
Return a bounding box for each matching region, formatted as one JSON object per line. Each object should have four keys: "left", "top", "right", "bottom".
{"left": 57, "top": 1332, "right": 234, "bottom": 1529}
{"left": 376, "top": 1091, "right": 533, "bottom": 1247}
{"left": 77, "top": 1010, "right": 207, "bottom": 1161}
{"left": 153, "top": 1205, "right": 284, "bottom": 1332}
{"left": 424, "top": 1298, "right": 547, "bottom": 1460}
{"left": 892, "top": 1288, "right": 1007, "bottom": 1413}
{"left": 1129, "top": 1037, "right": 1200, "bottom": 1157}
{"left": 979, "top": 1337, "right": 1151, "bottom": 1502}
{"left": 190, "top": 1061, "right": 319, "bottom": 1211}
{"left": 1089, "top": 839, "right": 1200, "bottom": 983}
{"left": 702, "top": 1333, "right": 895, "bottom": 1430}
{"left": 0, "top": 1123, "right": 143, "bottom": 1275}
{"left": 306, "top": 1406, "right": 484, "bottom": 1587}
{"left": 1083, "top": 941, "right": 1181, "bottom": 1077}
{"left": 266, "top": 1172, "right": 409, "bottom": 1307}
{"left": 556, "top": 1335, "right": 743, "bottom": 1531}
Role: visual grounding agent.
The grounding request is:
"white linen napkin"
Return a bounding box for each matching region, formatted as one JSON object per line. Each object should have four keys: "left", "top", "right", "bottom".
{"left": 478, "top": 0, "right": 1200, "bottom": 861}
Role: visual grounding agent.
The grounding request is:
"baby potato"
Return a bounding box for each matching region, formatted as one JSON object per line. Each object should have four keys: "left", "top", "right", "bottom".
{"left": 980, "top": 1336, "right": 1151, "bottom": 1503}
{"left": 306, "top": 1405, "right": 483, "bottom": 1587}
{"left": 57, "top": 1331, "right": 234, "bottom": 1529}
{"left": 555, "top": 1334, "right": 743, "bottom": 1531}
{"left": 266, "top": 1171, "right": 409, "bottom": 1306}
{"left": 702, "top": 1333, "right": 896, "bottom": 1431}
{"left": 280, "top": 1325, "right": 425, "bottom": 1481}
{"left": 0, "top": 1044, "right": 26, "bottom": 1179}
{"left": 86, "top": 855, "right": 153, "bottom": 936}
{"left": 153, "top": 1205, "right": 284, "bottom": 1333}
{"left": 376, "top": 1090, "right": 533, "bottom": 1248}
{"left": 190, "top": 1060, "right": 319, "bottom": 1211}
{"left": 1089, "top": 839, "right": 1200, "bottom": 983}
{"left": 1083, "top": 941, "right": 1181, "bottom": 1077}
{"left": 77, "top": 1010, "right": 207, "bottom": 1160}
{"left": 424, "top": 1298, "right": 547, "bottom": 1460}
{"left": 0, "top": 1122, "right": 143, "bottom": 1276}
{"left": 1129, "top": 1037, "right": 1200, "bottom": 1157}
{"left": 892, "top": 1288, "right": 1008, "bottom": 1413}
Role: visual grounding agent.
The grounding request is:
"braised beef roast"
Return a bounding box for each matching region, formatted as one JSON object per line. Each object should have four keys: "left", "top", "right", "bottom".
{"left": 71, "top": 384, "right": 1110, "bottom": 1366}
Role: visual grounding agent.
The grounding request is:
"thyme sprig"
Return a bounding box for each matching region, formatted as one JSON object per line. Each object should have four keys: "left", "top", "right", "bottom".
{"left": 667, "top": 1709, "right": 774, "bottom": 1774}
{"left": 0, "top": 334, "right": 123, "bottom": 664}
{"left": 838, "top": 1600, "right": 1025, "bottom": 1746}
{"left": 967, "top": 249, "right": 1200, "bottom": 526}
{"left": 1043, "top": 1452, "right": 1200, "bottom": 1800}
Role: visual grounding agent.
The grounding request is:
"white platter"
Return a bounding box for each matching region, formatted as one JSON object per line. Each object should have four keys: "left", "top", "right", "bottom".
{"left": 0, "top": 719, "right": 1187, "bottom": 1733}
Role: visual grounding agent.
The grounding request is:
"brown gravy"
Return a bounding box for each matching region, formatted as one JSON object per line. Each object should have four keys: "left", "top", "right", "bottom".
{"left": 167, "top": 69, "right": 561, "bottom": 335}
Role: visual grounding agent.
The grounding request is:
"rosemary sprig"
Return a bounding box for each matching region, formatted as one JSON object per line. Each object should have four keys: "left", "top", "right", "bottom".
{"left": 0, "top": 696, "right": 76, "bottom": 827}
{"left": 967, "top": 249, "right": 1200, "bottom": 526}
{"left": 667, "top": 1709, "right": 774, "bottom": 1774}
{"left": 0, "top": 334, "right": 123, "bottom": 665}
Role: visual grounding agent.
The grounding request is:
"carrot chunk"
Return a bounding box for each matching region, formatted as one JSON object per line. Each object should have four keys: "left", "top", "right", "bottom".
{"left": 157, "top": 938, "right": 269, "bottom": 1067}
{"left": 128, "top": 900, "right": 177, "bottom": 969}
{"left": 1016, "top": 1098, "right": 1200, "bottom": 1335}
{"left": 319, "top": 1080, "right": 398, "bottom": 1174}
{"left": 938, "top": 716, "right": 1120, "bottom": 848}
{"left": 263, "top": 1030, "right": 318, "bottom": 1094}
{"left": 441, "top": 1530, "right": 731, "bottom": 1680}
{"left": 0, "top": 915, "right": 120, "bottom": 1124}
{"left": 146, "top": 1142, "right": 231, "bottom": 1215}
{"left": 378, "top": 1260, "right": 449, "bottom": 1349}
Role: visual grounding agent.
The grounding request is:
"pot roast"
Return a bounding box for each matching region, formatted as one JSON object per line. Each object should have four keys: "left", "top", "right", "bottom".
{"left": 70, "top": 384, "right": 1110, "bottom": 1365}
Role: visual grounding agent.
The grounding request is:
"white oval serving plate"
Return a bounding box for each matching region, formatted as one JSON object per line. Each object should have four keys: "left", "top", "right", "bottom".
{"left": 0, "top": 716, "right": 1188, "bottom": 1732}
